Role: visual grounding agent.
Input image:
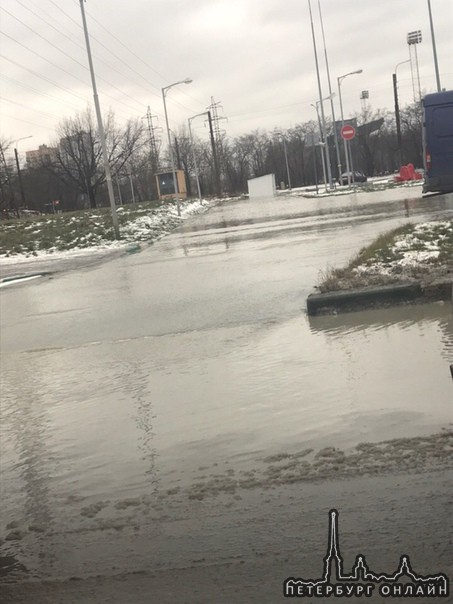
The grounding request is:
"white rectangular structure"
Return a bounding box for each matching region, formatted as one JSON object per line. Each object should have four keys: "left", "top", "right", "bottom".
{"left": 247, "top": 173, "right": 277, "bottom": 199}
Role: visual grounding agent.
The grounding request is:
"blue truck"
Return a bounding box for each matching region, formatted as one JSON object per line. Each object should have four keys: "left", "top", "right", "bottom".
{"left": 422, "top": 90, "right": 453, "bottom": 194}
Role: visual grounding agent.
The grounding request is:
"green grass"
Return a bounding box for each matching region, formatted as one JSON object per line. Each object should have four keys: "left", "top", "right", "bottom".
{"left": 317, "top": 220, "right": 453, "bottom": 292}
{"left": 0, "top": 200, "right": 174, "bottom": 257}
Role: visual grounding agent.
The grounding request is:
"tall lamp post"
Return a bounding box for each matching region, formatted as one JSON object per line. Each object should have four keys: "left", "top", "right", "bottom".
{"left": 307, "top": 0, "right": 333, "bottom": 190}
{"left": 310, "top": 103, "right": 327, "bottom": 190}
{"left": 311, "top": 93, "right": 335, "bottom": 191}
{"left": 318, "top": 0, "right": 341, "bottom": 182}
{"left": 282, "top": 136, "right": 292, "bottom": 191}
{"left": 360, "top": 90, "right": 369, "bottom": 113}
{"left": 407, "top": 30, "right": 422, "bottom": 102}
{"left": 79, "top": 0, "right": 119, "bottom": 238}
{"left": 188, "top": 111, "right": 208, "bottom": 202}
{"left": 275, "top": 132, "right": 292, "bottom": 191}
{"left": 13, "top": 135, "right": 33, "bottom": 208}
{"left": 337, "top": 69, "right": 362, "bottom": 187}
{"left": 427, "top": 0, "right": 441, "bottom": 92}
{"left": 162, "top": 78, "right": 192, "bottom": 216}
{"left": 393, "top": 59, "right": 410, "bottom": 167}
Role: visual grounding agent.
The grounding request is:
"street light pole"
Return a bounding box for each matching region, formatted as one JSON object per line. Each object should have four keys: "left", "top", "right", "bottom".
{"left": 162, "top": 78, "right": 193, "bottom": 216}
{"left": 275, "top": 131, "right": 292, "bottom": 190}
{"left": 427, "top": 0, "right": 441, "bottom": 92}
{"left": 393, "top": 60, "right": 410, "bottom": 167}
{"left": 79, "top": 0, "right": 119, "bottom": 238}
{"left": 318, "top": 0, "right": 340, "bottom": 182}
{"left": 337, "top": 69, "right": 362, "bottom": 187}
{"left": 407, "top": 30, "right": 422, "bottom": 102}
{"left": 311, "top": 93, "right": 335, "bottom": 191}
{"left": 13, "top": 135, "right": 32, "bottom": 208}
{"left": 311, "top": 102, "right": 328, "bottom": 190}
{"left": 188, "top": 112, "right": 208, "bottom": 202}
{"left": 282, "top": 136, "right": 292, "bottom": 191}
{"left": 307, "top": 0, "right": 333, "bottom": 190}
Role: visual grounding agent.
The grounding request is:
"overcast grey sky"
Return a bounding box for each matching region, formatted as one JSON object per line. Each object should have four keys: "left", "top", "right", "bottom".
{"left": 0, "top": 0, "right": 452, "bottom": 155}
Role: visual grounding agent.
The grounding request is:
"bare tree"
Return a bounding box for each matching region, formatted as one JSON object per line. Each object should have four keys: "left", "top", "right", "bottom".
{"left": 0, "top": 136, "right": 18, "bottom": 217}
{"left": 51, "top": 109, "right": 145, "bottom": 208}
{"left": 351, "top": 107, "right": 391, "bottom": 176}
{"left": 400, "top": 101, "right": 423, "bottom": 168}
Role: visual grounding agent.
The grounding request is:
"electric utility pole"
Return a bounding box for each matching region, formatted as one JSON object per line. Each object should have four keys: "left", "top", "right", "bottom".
{"left": 79, "top": 0, "right": 119, "bottom": 238}
{"left": 207, "top": 110, "right": 221, "bottom": 197}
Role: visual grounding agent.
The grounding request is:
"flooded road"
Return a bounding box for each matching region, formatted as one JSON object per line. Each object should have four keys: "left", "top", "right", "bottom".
{"left": 1, "top": 188, "right": 453, "bottom": 602}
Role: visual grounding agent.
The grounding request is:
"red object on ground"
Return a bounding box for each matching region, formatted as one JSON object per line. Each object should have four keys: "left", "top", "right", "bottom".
{"left": 394, "top": 164, "right": 423, "bottom": 182}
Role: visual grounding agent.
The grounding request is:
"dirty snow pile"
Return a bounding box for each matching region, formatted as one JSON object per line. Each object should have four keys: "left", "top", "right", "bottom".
{"left": 0, "top": 198, "right": 222, "bottom": 265}
{"left": 353, "top": 220, "right": 453, "bottom": 277}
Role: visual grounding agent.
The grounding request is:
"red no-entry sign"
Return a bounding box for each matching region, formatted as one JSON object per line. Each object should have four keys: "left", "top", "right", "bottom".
{"left": 341, "top": 125, "right": 356, "bottom": 140}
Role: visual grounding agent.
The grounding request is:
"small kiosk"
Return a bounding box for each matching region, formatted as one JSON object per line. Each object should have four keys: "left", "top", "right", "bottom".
{"left": 156, "top": 170, "right": 187, "bottom": 200}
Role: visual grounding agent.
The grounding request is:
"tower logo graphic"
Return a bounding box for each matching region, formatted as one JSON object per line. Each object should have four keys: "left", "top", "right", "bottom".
{"left": 283, "top": 509, "right": 449, "bottom": 599}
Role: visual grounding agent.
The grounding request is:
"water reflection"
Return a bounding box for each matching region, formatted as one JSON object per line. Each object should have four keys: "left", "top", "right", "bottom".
{"left": 179, "top": 189, "right": 453, "bottom": 236}
{"left": 1, "top": 189, "right": 453, "bottom": 586}
{"left": 167, "top": 190, "right": 453, "bottom": 261}
{"left": 308, "top": 301, "right": 452, "bottom": 337}
{"left": 1, "top": 358, "right": 56, "bottom": 575}
{"left": 115, "top": 352, "right": 159, "bottom": 488}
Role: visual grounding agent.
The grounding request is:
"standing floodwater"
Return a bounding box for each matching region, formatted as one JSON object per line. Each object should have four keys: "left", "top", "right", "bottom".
{"left": 1, "top": 189, "right": 452, "bottom": 599}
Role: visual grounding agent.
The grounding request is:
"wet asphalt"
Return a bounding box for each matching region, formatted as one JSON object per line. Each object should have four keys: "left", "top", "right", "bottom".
{"left": 1, "top": 187, "right": 452, "bottom": 603}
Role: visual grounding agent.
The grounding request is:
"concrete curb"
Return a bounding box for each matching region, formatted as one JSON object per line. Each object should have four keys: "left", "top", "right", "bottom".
{"left": 306, "top": 279, "right": 452, "bottom": 316}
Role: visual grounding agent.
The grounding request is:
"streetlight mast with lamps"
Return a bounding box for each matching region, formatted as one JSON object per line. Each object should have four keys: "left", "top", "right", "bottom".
{"left": 162, "top": 78, "right": 193, "bottom": 216}
{"left": 407, "top": 30, "right": 422, "bottom": 103}
{"left": 337, "top": 69, "right": 362, "bottom": 187}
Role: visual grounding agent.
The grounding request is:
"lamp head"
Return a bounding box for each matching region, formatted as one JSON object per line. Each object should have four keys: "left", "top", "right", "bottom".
{"left": 184, "top": 78, "right": 193, "bottom": 84}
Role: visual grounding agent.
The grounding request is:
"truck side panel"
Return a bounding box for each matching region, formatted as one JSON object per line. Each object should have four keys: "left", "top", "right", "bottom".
{"left": 423, "top": 91, "right": 453, "bottom": 194}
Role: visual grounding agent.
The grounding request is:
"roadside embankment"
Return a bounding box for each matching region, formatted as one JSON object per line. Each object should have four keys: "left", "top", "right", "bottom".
{"left": 0, "top": 198, "right": 228, "bottom": 281}
{"left": 307, "top": 219, "right": 453, "bottom": 315}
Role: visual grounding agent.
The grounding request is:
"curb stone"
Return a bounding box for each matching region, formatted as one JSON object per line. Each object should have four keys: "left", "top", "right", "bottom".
{"left": 306, "top": 280, "right": 452, "bottom": 316}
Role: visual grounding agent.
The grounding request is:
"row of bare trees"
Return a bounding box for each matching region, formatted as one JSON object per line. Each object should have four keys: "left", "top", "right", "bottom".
{"left": 1, "top": 101, "right": 423, "bottom": 216}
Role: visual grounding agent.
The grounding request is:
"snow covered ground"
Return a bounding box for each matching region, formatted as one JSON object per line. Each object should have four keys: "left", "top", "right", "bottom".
{"left": 0, "top": 197, "right": 224, "bottom": 268}
{"left": 353, "top": 220, "right": 453, "bottom": 277}
{"left": 277, "top": 176, "right": 423, "bottom": 198}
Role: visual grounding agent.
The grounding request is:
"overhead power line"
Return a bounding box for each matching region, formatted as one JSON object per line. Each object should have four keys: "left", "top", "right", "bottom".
{"left": 0, "top": 54, "right": 89, "bottom": 103}
{"left": 78, "top": 1, "right": 202, "bottom": 111}
{"left": 0, "top": 56, "right": 136, "bottom": 123}
{"left": 65, "top": 0, "right": 202, "bottom": 114}
{"left": 0, "top": 6, "right": 89, "bottom": 71}
{"left": 14, "top": 0, "right": 163, "bottom": 114}
{"left": 0, "top": 31, "right": 91, "bottom": 87}
{"left": 0, "top": 73, "right": 87, "bottom": 112}
{"left": 0, "top": 7, "right": 148, "bottom": 115}
{"left": 0, "top": 97, "right": 60, "bottom": 120}
{"left": 0, "top": 111, "right": 57, "bottom": 132}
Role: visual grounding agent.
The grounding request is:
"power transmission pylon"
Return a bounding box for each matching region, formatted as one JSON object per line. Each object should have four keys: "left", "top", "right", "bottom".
{"left": 207, "top": 97, "right": 227, "bottom": 194}
{"left": 142, "top": 106, "right": 160, "bottom": 166}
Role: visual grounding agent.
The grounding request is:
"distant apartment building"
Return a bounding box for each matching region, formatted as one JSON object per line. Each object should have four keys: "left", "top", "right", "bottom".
{"left": 26, "top": 144, "right": 58, "bottom": 168}
{"left": 59, "top": 132, "right": 92, "bottom": 165}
